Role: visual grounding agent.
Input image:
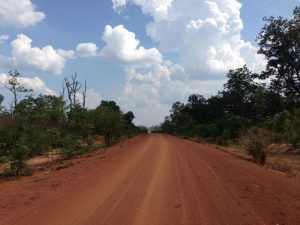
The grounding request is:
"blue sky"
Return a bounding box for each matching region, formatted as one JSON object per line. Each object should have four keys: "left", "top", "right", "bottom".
{"left": 0, "top": 0, "right": 299, "bottom": 126}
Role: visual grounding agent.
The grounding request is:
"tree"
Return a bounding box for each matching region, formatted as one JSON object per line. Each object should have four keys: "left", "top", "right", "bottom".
{"left": 64, "top": 74, "right": 81, "bottom": 110}
{"left": 15, "top": 95, "right": 66, "bottom": 126}
{"left": 100, "top": 100, "right": 120, "bottom": 111}
{"left": 82, "top": 80, "right": 87, "bottom": 109}
{"left": 257, "top": 6, "right": 300, "bottom": 99}
{"left": 94, "top": 102, "right": 124, "bottom": 146}
{"left": 223, "top": 65, "right": 257, "bottom": 117}
{"left": 186, "top": 94, "right": 207, "bottom": 123}
{"left": 1, "top": 70, "right": 32, "bottom": 112}
{"left": 251, "top": 86, "right": 283, "bottom": 122}
{"left": 124, "top": 111, "right": 134, "bottom": 127}
{"left": 123, "top": 111, "right": 135, "bottom": 136}
{"left": 0, "top": 94, "right": 4, "bottom": 112}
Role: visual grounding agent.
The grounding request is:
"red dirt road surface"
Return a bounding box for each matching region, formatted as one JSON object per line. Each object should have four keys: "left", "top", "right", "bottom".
{"left": 1, "top": 134, "right": 300, "bottom": 225}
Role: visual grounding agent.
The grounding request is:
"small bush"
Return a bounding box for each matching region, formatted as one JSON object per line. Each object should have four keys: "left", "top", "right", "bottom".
{"left": 7, "top": 144, "right": 32, "bottom": 177}
{"left": 242, "top": 127, "right": 268, "bottom": 164}
{"left": 0, "top": 155, "right": 9, "bottom": 164}
{"left": 216, "top": 129, "right": 231, "bottom": 146}
{"left": 61, "top": 135, "right": 85, "bottom": 158}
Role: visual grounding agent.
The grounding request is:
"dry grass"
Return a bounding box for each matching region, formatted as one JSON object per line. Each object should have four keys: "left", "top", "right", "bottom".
{"left": 266, "top": 155, "right": 300, "bottom": 177}
{"left": 219, "top": 144, "right": 300, "bottom": 179}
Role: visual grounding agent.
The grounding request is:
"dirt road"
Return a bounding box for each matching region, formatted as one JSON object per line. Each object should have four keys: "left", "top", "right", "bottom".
{"left": 1, "top": 134, "right": 300, "bottom": 225}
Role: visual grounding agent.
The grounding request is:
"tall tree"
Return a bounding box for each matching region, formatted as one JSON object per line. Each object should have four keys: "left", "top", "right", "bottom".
{"left": 223, "top": 65, "right": 257, "bottom": 117}
{"left": 257, "top": 6, "right": 300, "bottom": 99}
{"left": 94, "top": 102, "right": 124, "bottom": 146}
{"left": 0, "top": 94, "right": 4, "bottom": 112}
{"left": 64, "top": 73, "right": 81, "bottom": 110}
{"left": 186, "top": 94, "right": 207, "bottom": 123}
{"left": 0, "top": 70, "right": 32, "bottom": 112}
{"left": 82, "top": 80, "right": 87, "bottom": 109}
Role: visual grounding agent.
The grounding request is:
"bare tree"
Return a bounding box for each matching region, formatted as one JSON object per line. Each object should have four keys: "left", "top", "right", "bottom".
{"left": 64, "top": 73, "right": 81, "bottom": 110}
{"left": 0, "top": 70, "right": 32, "bottom": 112}
{"left": 82, "top": 80, "right": 87, "bottom": 109}
{"left": 61, "top": 80, "right": 65, "bottom": 97}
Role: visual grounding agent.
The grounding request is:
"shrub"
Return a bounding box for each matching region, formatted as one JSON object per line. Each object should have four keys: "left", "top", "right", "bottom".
{"left": 242, "top": 127, "right": 268, "bottom": 164}
{"left": 61, "top": 135, "right": 85, "bottom": 158}
{"left": 216, "top": 129, "right": 231, "bottom": 146}
{"left": 7, "top": 143, "right": 32, "bottom": 177}
{"left": 0, "top": 155, "right": 9, "bottom": 164}
{"left": 267, "top": 109, "right": 300, "bottom": 147}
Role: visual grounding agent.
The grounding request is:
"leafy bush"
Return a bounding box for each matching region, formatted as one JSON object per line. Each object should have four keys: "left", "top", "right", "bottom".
{"left": 0, "top": 156, "right": 9, "bottom": 164}
{"left": 265, "top": 109, "right": 300, "bottom": 147}
{"left": 7, "top": 143, "right": 32, "bottom": 177}
{"left": 216, "top": 129, "right": 231, "bottom": 146}
{"left": 242, "top": 127, "right": 268, "bottom": 164}
{"left": 61, "top": 135, "right": 85, "bottom": 158}
{"left": 45, "top": 128, "right": 62, "bottom": 148}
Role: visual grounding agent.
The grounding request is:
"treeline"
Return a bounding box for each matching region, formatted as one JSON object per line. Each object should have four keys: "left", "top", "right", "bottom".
{"left": 161, "top": 65, "right": 300, "bottom": 144}
{"left": 0, "top": 71, "right": 146, "bottom": 176}
{"left": 160, "top": 6, "right": 300, "bottom": 162}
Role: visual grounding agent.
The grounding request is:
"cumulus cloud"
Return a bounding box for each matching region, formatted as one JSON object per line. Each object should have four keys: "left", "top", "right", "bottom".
{"left": 85, "top": 89, "right": 102, "bottom": 109}
{"left": 109, "top": 0, "right": 268, "bottom": 125}
{"left": 0, "top": 0, "right": 45, "bottom": 28}
{"left": 10, "top": 34, "right": 67, "bottom": 74}
{"left": 76, "top": 88, "right": 102, "bottom": 109}
{"left": 57, "top": 49, "right": 76, "bottom": 59}
{"left": 112, "top": 0, "right": 173, "bottom": 19}
{"left": 76, "top": 43, "right": 98, "bottom": 57}
{"left": 115, "top": 0, "right": 265, "bottom": 79}
{"left": 147, "top": 0, "right": 265, "bottom": 79}
{"left": 0, "top": 34, "right": 101, "bottom": 74}
{"left": 119, "top": 63, "right": 225, "bottom": 125}
{"left": 100, "top": 25, "right": 162, "bottom": 67}
{"left": 0, "top": 73, "right": 56, "bottom": 96}
{"left": 0, "top": 34, "right": 10, "bottom": 43}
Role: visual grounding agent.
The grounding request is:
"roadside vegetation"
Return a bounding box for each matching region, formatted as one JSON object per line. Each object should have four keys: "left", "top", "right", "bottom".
{"left": 0, "top": 72, "right": 146, "bottom": 177}
{"left": 159, "top": 7, "right": 300, "bottom": 165}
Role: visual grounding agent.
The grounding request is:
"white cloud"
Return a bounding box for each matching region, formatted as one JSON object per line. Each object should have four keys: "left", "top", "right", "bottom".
{"left": 114, "top": 0, "right": 265, "bottom": 78}
{"left": 76, "top": 43, "right": 98, "bottom": 57}
{"left": 119, "top": 62, "right": 225, "bottom": 125}
{"left": 146, "top": 0, "right": 265, "bottom": 79}
{"left": 0, "top": 34, "right": 101, "bottom": 74}
{"left": 57, "top": 49, "right": 76, "bottom": 59}
{"left": 100, "top": 25, "right": 162, "bottom": 67}
{"left": 85, "top": 89, "right": 102, "bottom": 109}
{"left": 0, "top": 73, "right": 56, "bottom": 96}
{"left": 76, "top": 88, "right": 102, "bottom": 109}
{"left": 0, "top": 34, "right": 9, "bottom": 43}
{"left": 112, "top": 0, "right": 173, "bottom": 19}
{"left": 0, "top": 0, "right": 45, "bottom": 28}
{"left": 10, "top": 34, "right": 67, "bottom": 74}
{"left": 110, "top": 0, "right": 267, "bottom": 125}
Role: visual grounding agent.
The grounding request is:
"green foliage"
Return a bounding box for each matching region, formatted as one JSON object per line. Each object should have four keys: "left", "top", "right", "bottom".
{"left": 160, "top": 7, "right": 300, "bottom": 149}
{"left": 0, "top": 156, "right": 9, "bottom": 164}
{"left": 7, "top": 141, "right": 32, "bottom": 177}
{"left": 94, "top": 102, "right": 125, "bottom": 146}
{"left": 266, "top": 109, "right": 300, "bottom": 147}
{"left": 242, "top": 128, "right": 268, "bottom": 165}
{"left": 257, "top": 6, "right": 300, "bottom": 98}
{"left": 0, "top": 70, "right": 143, "bottom": 176}
{"left": 61, "top": 135, "right": 85, "bottom": 158}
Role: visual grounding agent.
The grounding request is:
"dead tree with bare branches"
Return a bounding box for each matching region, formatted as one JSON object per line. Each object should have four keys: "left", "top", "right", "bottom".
{"left": 82, "top": 80, "right": 87, "bottom": 109}
{"left": 64, "top": 73, "right": 81, "bottom": 110}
